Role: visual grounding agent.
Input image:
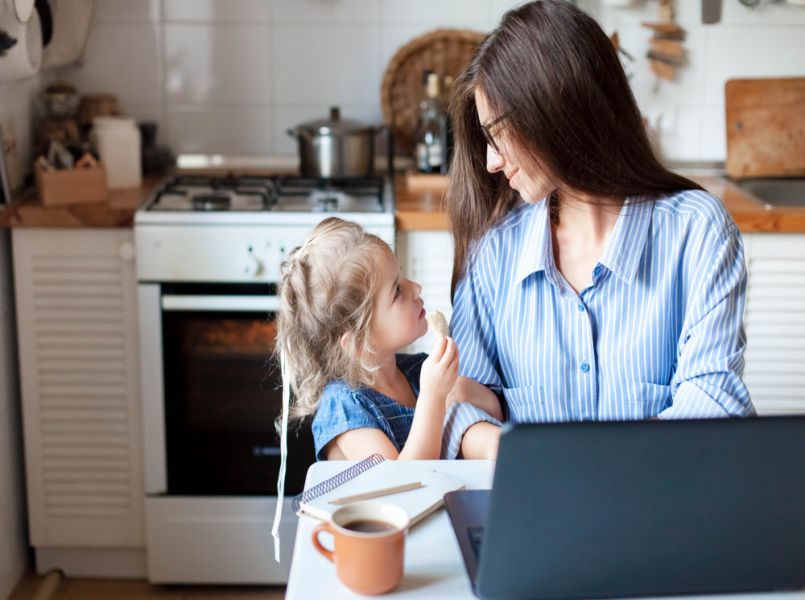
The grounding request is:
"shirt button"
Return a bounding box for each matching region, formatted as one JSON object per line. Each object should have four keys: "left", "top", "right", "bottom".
{"left": 593, "top": 265, "right": 603, "bottom": 277}
{"left": 580, "top": 361, "right": 590, "bottom": 373}
{"left": 577, "top": 303, "right": 585, "bottom": 312}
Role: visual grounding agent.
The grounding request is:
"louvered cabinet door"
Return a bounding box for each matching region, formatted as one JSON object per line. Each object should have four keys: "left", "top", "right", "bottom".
{"left": 12, "top": 229, "right": 144, "bottom": 547}
{"left": 742, "top": 233, "right": 805, "bottom": 416}
{"left": 397, "top": 231, "right": 455, "bottom": 354}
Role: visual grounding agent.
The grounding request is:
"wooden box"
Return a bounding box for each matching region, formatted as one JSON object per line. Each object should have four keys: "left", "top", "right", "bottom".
{"left": 35, "top": 161, "right": 108, "bottom": 206}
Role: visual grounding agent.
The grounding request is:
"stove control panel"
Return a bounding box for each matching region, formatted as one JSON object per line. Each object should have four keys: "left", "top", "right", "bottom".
{"left": 135, "top": 224, "right": 394, "bottom": 283}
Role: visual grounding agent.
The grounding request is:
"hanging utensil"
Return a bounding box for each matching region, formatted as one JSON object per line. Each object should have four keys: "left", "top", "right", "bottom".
{"left": 702, "top": 0, "right": 722, "bottom": 24}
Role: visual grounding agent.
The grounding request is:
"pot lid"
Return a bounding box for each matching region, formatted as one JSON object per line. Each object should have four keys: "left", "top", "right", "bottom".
{"left": 296, "top": 106, "right": 374, "bottom": 136}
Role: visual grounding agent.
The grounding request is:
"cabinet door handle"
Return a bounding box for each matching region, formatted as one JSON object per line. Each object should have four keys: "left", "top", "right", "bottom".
{"left": 119, "top": 242, "right": 135, "bottom": 263}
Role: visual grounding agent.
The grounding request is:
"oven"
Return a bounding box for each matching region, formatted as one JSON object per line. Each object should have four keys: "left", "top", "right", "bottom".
{"left": 152, "top": 282, "right": 313, "bottom": 496}
{"left": 134, "top": 172, "right": 395, "bottom": 584}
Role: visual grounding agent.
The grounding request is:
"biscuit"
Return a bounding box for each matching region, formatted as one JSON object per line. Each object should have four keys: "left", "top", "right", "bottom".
{"left": 427, "top": 310, "right": 450, "bottom": 338}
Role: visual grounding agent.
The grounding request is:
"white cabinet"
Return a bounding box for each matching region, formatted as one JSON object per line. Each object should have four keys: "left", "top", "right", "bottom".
{"left": 742, "top": 233, "right": 805, "bottom": 415}
{"left": 397, "top": 231, "right": 454, "bottom": 354}
{"left": 12, "top": 229, "right": 145, "bottom": 573}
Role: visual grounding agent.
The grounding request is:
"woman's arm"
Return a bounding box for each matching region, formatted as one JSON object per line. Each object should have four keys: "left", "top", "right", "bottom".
{"left": 447, "top": 377, "right": 504, "bottom": 421}
{"left": 459, "top": 422, "right": 501, "bottom": 460}
{"left": 662, "top": 223, "right": 754, "bottom": 418}
{"left": 442, "top": 238, "right": 507, "bottom": 459}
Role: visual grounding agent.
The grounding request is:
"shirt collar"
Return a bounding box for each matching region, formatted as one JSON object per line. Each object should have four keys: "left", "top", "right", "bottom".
{"left": 514, "top": 197, "right": 552, "bottom": 284}
{"left": 598, "top": 195, "right": 654, "bottom": 285}
{"left": 514, "top": 194, "right": 654, "bottom": 286}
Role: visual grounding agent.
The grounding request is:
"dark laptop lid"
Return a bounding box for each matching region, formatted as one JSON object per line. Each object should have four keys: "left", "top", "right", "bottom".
{"left": 476, "top": 417, "right": 805, "bottom": 600}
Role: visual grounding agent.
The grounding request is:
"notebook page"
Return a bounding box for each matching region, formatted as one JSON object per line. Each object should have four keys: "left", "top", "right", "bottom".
{"left": 299, "top": 461, "right": 465, "bottom": 525}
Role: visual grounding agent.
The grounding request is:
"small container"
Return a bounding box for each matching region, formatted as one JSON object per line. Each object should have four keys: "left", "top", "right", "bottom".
{"left": 90, "top": 117, "right": 142, "bottom": 189}
{"left": 35, "top": 155, "right": 108, "bottom": 206}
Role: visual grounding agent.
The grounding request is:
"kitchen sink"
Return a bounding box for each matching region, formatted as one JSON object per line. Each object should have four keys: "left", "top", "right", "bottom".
{"left": 735, "top": 177, "right": 805, "bottom": 208}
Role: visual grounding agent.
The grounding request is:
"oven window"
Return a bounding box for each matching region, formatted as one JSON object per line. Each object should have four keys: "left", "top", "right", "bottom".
{"left": 162, "top": 305, "right": 315, "bottom": 496}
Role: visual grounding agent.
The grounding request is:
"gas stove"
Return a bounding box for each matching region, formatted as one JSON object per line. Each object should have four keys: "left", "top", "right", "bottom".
{"left": 134, "top": 170, "right": 396, "bottom": 584}
{"left": 135, "top": 173, "right": 395, "bottom": 284}
{"left": 136, "top": 174, "right": 394, "bottom": 227}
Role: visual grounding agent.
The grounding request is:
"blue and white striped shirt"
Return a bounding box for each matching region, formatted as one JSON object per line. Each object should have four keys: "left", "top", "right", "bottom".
{"left": 442, "top": 189, "right": 755, "bottom": 459}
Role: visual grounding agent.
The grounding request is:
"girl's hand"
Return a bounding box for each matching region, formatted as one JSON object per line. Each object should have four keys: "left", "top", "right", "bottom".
{"left": 420, "top": 337, "right": 459, "bottom": 401}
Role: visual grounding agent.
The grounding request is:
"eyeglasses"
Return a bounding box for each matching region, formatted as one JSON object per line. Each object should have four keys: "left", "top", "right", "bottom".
{"left": 480, "top": 112, "right": 509, "bottom": 154}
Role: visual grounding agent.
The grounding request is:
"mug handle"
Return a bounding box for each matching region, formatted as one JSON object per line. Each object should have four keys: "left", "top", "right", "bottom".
{"left": 312, "top": 523, "right": 335, "bottom": 563}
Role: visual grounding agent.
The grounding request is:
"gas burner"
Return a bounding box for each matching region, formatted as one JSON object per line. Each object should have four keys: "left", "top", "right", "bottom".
{"left": 310, "top": 189, "right": 348, "bottom": 212}
{"left": 192, "top": 194, "right": 232, "bottom": 211}
{"left": 142, "top": 174, "right": 390, "bottom": 217}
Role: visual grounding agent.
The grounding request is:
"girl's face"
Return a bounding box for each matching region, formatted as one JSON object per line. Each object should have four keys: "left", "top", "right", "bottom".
{"left": 370, "top": 246, "right": 427, "bottom": 354}
{"left": 474, "top": 88, "right": 556, "bottom": 204}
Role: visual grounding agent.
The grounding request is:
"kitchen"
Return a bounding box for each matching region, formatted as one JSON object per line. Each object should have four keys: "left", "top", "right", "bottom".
{"left": 1, "top": 0, "right": 805, "bottom": 599}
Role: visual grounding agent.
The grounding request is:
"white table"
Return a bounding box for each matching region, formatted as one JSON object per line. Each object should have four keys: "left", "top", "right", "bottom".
{"left": 286, "top": 460, "right": 493, "bottom": 599}
{"left": 286, "top": 460, "right": 805, "bottom": 600}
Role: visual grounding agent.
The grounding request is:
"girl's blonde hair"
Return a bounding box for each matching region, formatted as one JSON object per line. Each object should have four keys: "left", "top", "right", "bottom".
{"left": 276, "top": 217, "right": 390, "bottom": 421}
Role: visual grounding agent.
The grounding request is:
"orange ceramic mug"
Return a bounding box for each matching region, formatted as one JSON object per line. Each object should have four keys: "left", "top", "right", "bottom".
{"left": 312, "top": 501, "right": 410, "bottom": 595}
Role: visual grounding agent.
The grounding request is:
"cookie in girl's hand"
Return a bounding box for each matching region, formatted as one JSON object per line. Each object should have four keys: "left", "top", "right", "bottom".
{"left": 427, "top": 310, "right": 450, "bottom": 338}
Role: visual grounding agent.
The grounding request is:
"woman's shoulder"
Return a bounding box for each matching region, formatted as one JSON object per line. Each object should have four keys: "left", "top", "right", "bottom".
{"left": 652, "top": 188, "right": 737, "bottom": 241}
{"left": 472, "top": 200, "right": 537, "bottom": 258}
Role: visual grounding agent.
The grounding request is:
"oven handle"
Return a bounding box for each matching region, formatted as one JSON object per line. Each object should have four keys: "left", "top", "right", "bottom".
{"left": 161, "top": 295, "right": 281, "bottom": 312}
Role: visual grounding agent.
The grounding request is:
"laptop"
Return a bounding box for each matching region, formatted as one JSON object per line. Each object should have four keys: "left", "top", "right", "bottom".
{"left": 445, "top": 417, "right": 805, "bottom": 600}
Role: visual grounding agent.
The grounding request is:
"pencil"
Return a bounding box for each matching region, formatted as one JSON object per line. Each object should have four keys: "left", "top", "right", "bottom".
{"left": 328, "top": 481, "right": 424, "bottom": 505}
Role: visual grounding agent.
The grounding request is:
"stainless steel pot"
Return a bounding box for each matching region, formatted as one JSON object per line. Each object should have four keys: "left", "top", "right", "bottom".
{"left": 287, "top": 106, "right": 377, "bottom": 178}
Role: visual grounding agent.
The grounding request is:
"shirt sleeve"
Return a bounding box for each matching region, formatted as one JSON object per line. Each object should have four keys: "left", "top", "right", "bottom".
{"left": 660, "top": 223, "right": 755, "bottom": 419}
{"left": 311, "top": 384, "right": 384, "bottom": 460}
{"left": 442, "top": 239, "right": 505, "bottom": 459}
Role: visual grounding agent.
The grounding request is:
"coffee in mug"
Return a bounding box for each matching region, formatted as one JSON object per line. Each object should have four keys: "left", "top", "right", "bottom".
{"left": 312, "top": 501, "right": 410, "bottom": 595}
{"left": 343, "top": 519, "right": 397, "bottom": 533}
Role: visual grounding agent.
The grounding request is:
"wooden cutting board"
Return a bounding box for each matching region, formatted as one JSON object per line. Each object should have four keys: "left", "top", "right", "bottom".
{"left": 725, "top": 77, "right": 805, "bottom": 179}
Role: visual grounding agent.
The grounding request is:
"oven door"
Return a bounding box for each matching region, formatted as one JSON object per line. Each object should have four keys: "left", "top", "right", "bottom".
{"left": 139, "top": 283, "right": 315, "bottom": 497}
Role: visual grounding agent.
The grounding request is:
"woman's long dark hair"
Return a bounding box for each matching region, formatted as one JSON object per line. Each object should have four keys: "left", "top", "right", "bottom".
{"left": 447, "top": 0, "right": 702, "bottom": 294}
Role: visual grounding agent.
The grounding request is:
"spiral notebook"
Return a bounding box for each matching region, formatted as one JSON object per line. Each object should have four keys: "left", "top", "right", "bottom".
{"left": 293, "top": 454, "right": 465, "bottom": 526}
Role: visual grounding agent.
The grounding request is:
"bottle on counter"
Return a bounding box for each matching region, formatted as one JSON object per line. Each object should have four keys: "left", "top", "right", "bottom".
{"left": 90, "top": 116, "right": 142, "bottom": 189}
{"left": 415, "top": 71, "right": 447, "bottom": 174}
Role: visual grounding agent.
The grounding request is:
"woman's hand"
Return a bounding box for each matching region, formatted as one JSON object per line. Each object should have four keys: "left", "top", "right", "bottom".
{"left": 419, "top": 337, "right": 459, "bottom": 401}
{"left": 447, "top": 377, "right": 504, "bottom": 421}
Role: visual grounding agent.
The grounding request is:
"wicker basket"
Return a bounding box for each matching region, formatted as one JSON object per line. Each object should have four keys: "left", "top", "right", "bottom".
{"left": 381, "top": 29, "right": 487, "bottom": 155}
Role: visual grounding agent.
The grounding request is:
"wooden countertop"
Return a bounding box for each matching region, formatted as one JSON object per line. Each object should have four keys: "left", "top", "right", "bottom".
{"left": 2, "top": 171, "right": 803, "bottom": 232}
{"left": 0, "top": 176, "right": 164, "bottom": 228}
{"left": 394, "top": 173, "right": 805, "bottom": 233}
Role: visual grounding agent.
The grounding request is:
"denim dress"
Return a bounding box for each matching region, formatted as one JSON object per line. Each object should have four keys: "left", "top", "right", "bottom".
{"left": 311, "top": 353, "right": 427, "bottom": 460}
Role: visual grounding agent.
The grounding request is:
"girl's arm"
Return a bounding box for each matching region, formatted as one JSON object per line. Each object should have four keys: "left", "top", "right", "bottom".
{"left": 324, "top": 340, "right": 456, "bottom": 461}
{"left": 397, "top": 337, "right": 458, "bottom": 460}
{"left": 324, "top": 428, "right": 400, "bottom": 460}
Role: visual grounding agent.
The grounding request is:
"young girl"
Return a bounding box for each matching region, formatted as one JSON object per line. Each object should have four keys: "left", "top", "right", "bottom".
{"left": 276, "top": 216, "right": 501, "bottom": 462}
{"left": 270, "top": 217, "right": 501, "bottom": 560}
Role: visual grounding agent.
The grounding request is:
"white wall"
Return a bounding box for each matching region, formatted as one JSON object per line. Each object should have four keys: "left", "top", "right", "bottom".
{"left": 52, "top": 0, "right": 805, "bottom": 161}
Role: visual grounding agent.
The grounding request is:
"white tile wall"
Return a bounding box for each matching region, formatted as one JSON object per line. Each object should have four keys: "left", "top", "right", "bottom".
{"left": 51, "top": 0, "right": 805, "bottom": 161}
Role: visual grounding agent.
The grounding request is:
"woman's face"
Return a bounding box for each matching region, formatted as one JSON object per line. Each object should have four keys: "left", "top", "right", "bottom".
{"left": 474, "top": 88, "right": 555, "bottom": 204}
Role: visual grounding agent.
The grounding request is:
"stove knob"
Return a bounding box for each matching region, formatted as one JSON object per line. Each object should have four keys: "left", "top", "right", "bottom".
{"left": 243, "top": 254, "right": 262, "bottom": 277}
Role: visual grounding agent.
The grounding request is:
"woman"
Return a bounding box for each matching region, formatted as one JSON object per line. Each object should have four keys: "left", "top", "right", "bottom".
{"left": 442, "top": 0, "right": 755, "bottom": 460}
